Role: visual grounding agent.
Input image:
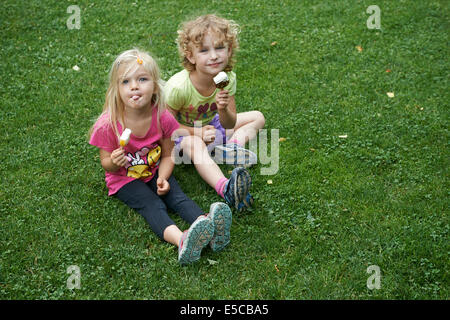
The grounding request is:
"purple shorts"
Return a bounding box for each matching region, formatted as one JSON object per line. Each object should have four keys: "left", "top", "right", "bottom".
{"left": 174, "top": 114, "right": 231, "bottom": 154}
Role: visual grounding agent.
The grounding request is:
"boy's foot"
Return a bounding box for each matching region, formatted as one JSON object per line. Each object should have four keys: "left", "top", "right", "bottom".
{"left": 214, "top": 143, "right": 257, "bottom": 168}
{"left": 223, "top": 167, "right": 252, "bottom": 211}
{"left": 206, "top": 202, "right": 233, "bottom": 252}
{"left": 178, "top": 216, "right": 214, "bottom": 265}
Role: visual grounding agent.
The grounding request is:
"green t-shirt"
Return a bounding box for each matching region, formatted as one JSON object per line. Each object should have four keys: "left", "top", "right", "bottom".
{"left": 164, "top": 69, "right": 236, "bottom": 127}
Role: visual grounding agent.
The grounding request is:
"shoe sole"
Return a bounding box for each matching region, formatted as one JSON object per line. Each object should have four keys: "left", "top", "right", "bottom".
{"left": 233, "top": 147, "right": 257, "bottom": 168}
{"left": 237, "top": 193, "right": 254, "bottom": 211}
{"left": 178, "top": 218, "right": 214, "bottom": 265}
{"left": 234, "top": 168, "right": 251, "bottom": 212}
{"left": 209, "top": 203, "right": 232, "bottom": 252}
{"left": 215, "top": 145, "right": 257, "bottom": 168}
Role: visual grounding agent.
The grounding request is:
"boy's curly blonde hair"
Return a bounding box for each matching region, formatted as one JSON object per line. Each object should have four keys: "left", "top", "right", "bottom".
{"left": 177, "top": 14, "right": 240, "bottom": 72}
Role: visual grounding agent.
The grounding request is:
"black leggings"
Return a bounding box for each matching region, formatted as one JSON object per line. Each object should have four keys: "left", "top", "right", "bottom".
{"left": 115, "top": 173, "right": 204, "bottom": 240}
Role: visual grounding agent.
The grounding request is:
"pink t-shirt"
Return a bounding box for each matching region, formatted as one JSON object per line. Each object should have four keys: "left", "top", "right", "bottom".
{"left": 89, "top": 108, "right": 179, "bottom": 196}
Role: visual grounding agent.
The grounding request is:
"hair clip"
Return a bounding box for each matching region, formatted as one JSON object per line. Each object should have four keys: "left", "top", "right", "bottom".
{"left": 137, "top": 58, "right": 143, "bottom": 65}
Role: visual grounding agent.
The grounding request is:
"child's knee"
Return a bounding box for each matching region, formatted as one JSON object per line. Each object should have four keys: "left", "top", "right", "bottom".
{"left": 253, "top": 110, "right": 265, "bottom": 128}
{"left": 181, "top": 135, "right": 206, "bottom": 154}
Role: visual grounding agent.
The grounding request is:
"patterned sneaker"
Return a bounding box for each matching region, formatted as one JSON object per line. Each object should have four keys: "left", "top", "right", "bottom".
{"left": 178, "top": 216, "right": 214, "bottom": 265}
{"left": 237, "top": 192, "right": 254, "bottom": 211}
{"left": 206, "top": 202, "right": 233, "bottom": 252}
{"left": 223, "top": 167, "right": 252, "bottom": 211}
{"left": 214, "top": 143, "right": 257, "bottom": 168}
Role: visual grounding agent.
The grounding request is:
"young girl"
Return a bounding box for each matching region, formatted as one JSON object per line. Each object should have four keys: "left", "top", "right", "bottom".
{"left": 89, "top": 49, "right": 233, "bottom": 265}
{"left": 165, "top": 14, "right": 265, "bottom": 212}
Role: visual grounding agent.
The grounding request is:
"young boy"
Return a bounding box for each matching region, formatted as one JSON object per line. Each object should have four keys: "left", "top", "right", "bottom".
{"left": 165, "top": 14, "right": 265, "bottom": 211}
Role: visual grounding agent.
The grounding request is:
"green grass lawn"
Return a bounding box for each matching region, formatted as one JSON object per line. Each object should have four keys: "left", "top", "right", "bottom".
{"left": 1, "top": 0, "right": 448, "bottom": 299}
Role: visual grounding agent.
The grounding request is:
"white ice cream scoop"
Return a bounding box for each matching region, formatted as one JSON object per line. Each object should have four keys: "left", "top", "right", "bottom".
{"left": 213, "top": 72, "right": 229, "bottom": 89}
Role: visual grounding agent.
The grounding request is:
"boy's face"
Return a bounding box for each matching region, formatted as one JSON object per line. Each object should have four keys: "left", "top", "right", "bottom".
{"left": 187, "top": 31, "right": 231, "bottom": 77}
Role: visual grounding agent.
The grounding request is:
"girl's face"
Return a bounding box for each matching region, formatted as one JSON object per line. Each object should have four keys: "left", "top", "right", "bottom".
{"left": 187, "top": 31, "right": 231, "bottom": 77}
{"left": 118, "top": 63, "right": 155, "bottom": 111}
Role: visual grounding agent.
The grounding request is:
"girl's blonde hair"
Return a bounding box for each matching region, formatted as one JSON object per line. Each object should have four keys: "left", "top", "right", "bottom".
{"left": 89, "top": 48, "right": 165, "bottom": 140}
{"left": 177, "top": 14, "right": 240, "bottom": 72}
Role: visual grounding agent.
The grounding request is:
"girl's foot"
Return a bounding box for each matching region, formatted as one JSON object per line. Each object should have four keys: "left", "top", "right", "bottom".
{"left": 178, "top": 216, "right": 214, "bottom": 265}
{"left": 237, "top": 192, "right": 254, "bottom": 212}
{"left": 214, "top": 143, "right": 257, "bottom": 168}
{"left": 223, "top": 167, "right": 252, "bottom": 211}
{"left": 207, "top": 202, "right": 232, "bottom": 252}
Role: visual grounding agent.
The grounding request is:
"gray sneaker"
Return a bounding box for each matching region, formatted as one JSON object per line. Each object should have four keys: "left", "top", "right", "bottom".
{"left": 178, "top": 216, "right": 214, "bottom": 265}
{"left": 207, "top": 202, "right": 233, "bottom": 252}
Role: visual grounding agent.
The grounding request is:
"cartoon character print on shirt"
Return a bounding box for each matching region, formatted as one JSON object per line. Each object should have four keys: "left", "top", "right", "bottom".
{"left": 182, "top": 102, "right": 218, "bottom": 125}
{"left": 125, "top": 145, "right": 161, "bottom": 179}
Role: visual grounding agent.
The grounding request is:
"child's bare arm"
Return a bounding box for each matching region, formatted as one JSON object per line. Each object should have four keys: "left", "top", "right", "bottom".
{"left": 156, "top": 137, "right": 175, "bottom": 195}
{"left": 99, "top": 148, "right": 127, "bottom": 172}
{"left": 217, "top": 92, "right": 237, "bottom": 129}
